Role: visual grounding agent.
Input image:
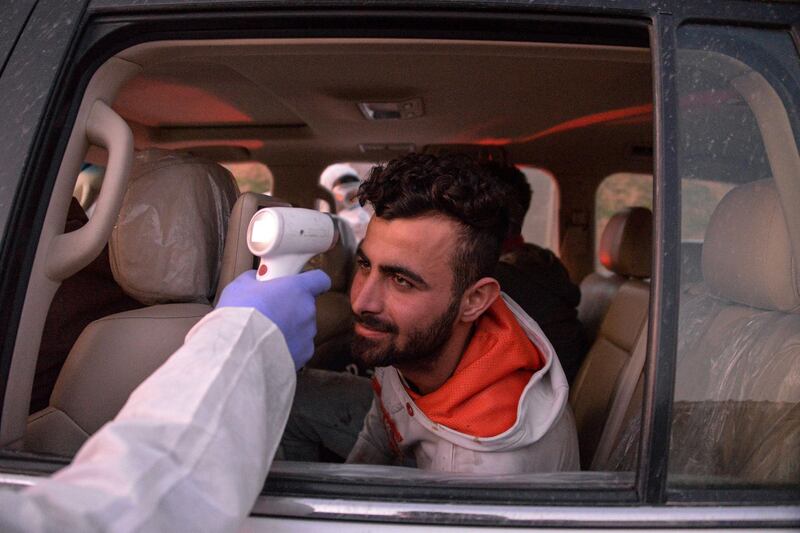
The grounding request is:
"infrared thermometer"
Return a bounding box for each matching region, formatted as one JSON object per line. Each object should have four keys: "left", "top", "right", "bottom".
{"left": 247, "top": 207, "right": 339, "bottom": 281}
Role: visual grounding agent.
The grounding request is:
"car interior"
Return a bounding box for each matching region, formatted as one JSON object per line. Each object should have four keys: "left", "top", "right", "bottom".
{"left": 2, "top": 28, "right": 799, "bottom": 489}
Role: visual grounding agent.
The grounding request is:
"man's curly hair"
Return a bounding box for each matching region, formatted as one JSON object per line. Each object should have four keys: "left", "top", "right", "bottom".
{"left": 358, "top": 153, "right": 511, "bottom": 296}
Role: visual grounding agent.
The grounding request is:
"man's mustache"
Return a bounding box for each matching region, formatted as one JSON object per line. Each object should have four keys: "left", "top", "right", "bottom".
{"left": 353, "top": 312, "right": 398, "bottom": 334}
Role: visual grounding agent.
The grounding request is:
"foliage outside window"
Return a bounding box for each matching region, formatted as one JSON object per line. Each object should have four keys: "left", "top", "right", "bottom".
{"left": 222, "top": 162, "right": 273, "bottom": 194}
{"left": 594, "top": 173, "right": 734, "bottom": 271}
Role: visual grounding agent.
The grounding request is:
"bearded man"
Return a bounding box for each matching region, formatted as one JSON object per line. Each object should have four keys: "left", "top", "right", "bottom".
{"left": 280, "top": 153, "right": 579, "bottom": 474}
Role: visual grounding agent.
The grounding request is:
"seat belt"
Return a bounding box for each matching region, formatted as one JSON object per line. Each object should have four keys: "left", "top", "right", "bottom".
{"left": 590, "top": 317, "right": 649, "bottom": 470}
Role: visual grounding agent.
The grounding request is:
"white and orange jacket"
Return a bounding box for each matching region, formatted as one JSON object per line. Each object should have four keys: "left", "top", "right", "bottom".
{"left": 346, "top": 294, "right": 580, "bottom": 474}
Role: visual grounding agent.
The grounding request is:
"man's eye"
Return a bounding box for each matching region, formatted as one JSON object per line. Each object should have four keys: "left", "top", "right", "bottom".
{"left": 356, "top": 258, "right": 370, "bottom": 271}
{"left": 393, "top": 274, "right": 411, "bottom": 288}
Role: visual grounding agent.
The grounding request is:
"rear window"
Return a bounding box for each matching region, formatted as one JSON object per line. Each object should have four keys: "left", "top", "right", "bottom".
{"left": 594, "top": 173, "right": 735, "bottom": 271}
{"left": 221, "top": 161, "right": 273, "bottom": 194}
{"left": 518, "top": 166, "right": 559, "bottom": 252}
{"left": 594, "top": 172, "right": 652, "bottom": 272}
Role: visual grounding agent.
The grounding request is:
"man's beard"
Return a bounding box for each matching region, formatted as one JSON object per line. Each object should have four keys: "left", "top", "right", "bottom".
{"left": 351, "top": 297, "right": 461, "bottom": 370}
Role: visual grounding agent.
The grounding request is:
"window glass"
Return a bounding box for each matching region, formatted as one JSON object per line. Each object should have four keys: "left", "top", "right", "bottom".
{"left": 594, "top": 173, "right": 653, "bottom": 272}
{"left": 518, "top": 166, "right": 559, "bottom": 252}
{"left": 668, "top": 25, "right": 800, "bottom": 490}
{"left": 221, "top": 161, "right": 273, "bottom": 194}
{"left": 594, "top": 174, "right": 735, "bottom": 274}
{"left": 13, "top": 27, "right": 654, "bottom": 504}
{"left": 679, "top": 179, "right": 734, "bottom": 242}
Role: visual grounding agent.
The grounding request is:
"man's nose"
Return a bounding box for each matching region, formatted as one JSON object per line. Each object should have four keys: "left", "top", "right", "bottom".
{"left": 350, "top": 272, "right": 383, "bottom": 315}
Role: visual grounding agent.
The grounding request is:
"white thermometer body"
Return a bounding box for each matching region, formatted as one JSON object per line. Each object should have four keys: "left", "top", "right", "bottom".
{"left": 247, "top": 207, "right": 338, "bottom": 281}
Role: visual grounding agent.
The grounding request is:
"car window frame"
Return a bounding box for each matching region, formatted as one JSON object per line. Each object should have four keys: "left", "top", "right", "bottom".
{"left": 0, "top": 6, "right": 653, "bottom": 508}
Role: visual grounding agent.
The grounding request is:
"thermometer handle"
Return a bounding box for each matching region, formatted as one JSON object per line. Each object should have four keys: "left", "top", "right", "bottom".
{"left": 256, "top": 255, "right": 314, "bottom": 281}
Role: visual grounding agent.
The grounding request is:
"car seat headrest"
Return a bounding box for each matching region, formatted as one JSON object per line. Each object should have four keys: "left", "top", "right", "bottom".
{"left": 110, "top": 149, "right": 239, "bottom": 305}
{"left": 703, "top": 179, "right": 800, "bottom": 312}
{"left": 598, "top": 207, "right": 652, "bottom": 279}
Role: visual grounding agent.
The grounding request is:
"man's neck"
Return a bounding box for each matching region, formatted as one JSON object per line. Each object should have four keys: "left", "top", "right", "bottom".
{"left": 396, "top": 323, "right": 474, "bottom": 395}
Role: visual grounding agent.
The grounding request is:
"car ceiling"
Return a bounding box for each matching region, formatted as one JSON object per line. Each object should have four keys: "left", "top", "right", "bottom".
{"left": 114, "top": 39, "right": 654, "bottom": 170}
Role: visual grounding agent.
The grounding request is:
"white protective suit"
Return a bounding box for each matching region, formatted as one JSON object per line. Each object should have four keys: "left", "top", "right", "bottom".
{"left": 0, "top": 307, "right": 294, "bottom": 533}
{"left": 347, "top": 294, "right": 580, "bottom": 474}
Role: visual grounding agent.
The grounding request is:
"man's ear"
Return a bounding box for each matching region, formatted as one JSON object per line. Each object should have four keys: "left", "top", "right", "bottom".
{"left": 459, "top": 277, "right": 501, "bottom": 323}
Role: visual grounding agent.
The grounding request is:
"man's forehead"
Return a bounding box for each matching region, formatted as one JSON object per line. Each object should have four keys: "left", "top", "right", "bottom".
{"left": 361, "top": 215, "right": 459, "bottom": 274}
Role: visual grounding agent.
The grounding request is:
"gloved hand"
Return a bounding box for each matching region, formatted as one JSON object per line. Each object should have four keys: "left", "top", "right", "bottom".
{"left": 217, "top": 269, "right": 331, "bottom": 369}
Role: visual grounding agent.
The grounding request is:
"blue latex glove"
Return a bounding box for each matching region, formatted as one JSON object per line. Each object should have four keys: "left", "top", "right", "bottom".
{"left": 217, "top": 269, "right": 331, "bottom": 369}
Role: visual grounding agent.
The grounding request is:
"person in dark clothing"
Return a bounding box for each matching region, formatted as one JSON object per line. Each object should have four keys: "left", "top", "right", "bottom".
{"left": 486, "top": 162, "right": 588, "bottom": 384}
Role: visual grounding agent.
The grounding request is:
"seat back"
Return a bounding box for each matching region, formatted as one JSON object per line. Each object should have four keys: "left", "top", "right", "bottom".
{"left": 31, "top": 199, "right": 141, "bottom": 415}
{"left": 569, "top": 207, "right": 652, "bottom": 469}
{"left": 604, "top": 179, "right": 800, "bottom": 483}
{"left": 578, "top": 207, "right": 652, "bottom": 345}
{"left": 570, "top": 279, "right": 650, "bottom": 469}
{"left": 25, "top": 149, "right": 239, "bottom": 456}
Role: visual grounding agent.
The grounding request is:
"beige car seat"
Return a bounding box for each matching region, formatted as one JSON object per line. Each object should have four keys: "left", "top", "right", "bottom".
{"left": 570, "top": 208, "right": 652, "bottom": 469}
{"left": 24, "top": 150, "right": 239, "bottom": 456}
{"left": 215, "top": 192, "right": 358, "bottom": 372}
{"left": 305, "top": 215, "right": 357, "bottom": 370}
{"left": 578, "top": 207, "right": 652, "bottom": 345}
{"left": 604, "top": 179, "right": 800, "bottom": 483}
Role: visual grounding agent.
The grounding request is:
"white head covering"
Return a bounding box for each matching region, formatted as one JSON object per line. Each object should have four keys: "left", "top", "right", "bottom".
{"left": 318, "top": 163, "right": 372, "bottom": 241}
{"left": 319, "top": 163, "right": 360, "bottom": 192}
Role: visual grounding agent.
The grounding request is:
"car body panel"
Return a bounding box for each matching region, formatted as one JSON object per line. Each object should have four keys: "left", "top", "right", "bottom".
{"left": 0, "top": 0, "right": 38, "bottom": 79}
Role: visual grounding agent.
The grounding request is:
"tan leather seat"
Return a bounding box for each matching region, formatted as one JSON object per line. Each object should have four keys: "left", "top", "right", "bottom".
{"left": 570, "top": 208, "right": 652, "bottom": 469}
{"left": 578, "top": 207, "right": 652, "bottom": 345}
{"left": 24, "top": 149, "right": 239, "bottom": 456}
{"left": 604, "top": 179, "right": 800, "bottom": 483}
{"left": 570, "top": 281, "right": 649, "bottom": 469}
{"left": 215, "top": 192, "right": 358, "bottom": 371}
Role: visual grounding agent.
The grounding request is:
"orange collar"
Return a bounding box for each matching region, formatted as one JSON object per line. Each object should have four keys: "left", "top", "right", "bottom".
{"left": 405, "top": 298, "right": 544, "bottom": 437}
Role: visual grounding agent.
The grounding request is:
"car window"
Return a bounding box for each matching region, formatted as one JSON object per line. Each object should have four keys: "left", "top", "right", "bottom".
{"left": 610, "top": 24, "right": 800, "bottom": 493}
{"left": 594, "top": 172, "right": 652, "bottom": 273}
{"left": 518, "top": 166, "right": 559, "bottom": 252}
{"left": 35, "top": 34, "right": 649, "bottom": 496}
{"left": 594, "top": 174, "right": 734, "bottom": 274}
{"left": 669, "top": 24, "right": 800, "bottom": 492}
{"left": 0, "top": 10, "right": 676, "bottom": 512}
{"left": 221, "top": 161, "right": 274, "bottom": 194}
{"left": 679, "top": 179, "right": 735, "bottom": 242}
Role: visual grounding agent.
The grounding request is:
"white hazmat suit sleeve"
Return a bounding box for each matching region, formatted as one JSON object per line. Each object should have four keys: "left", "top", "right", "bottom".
{"left": 0, "top": 306, "right": 295, "bottom": 533}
